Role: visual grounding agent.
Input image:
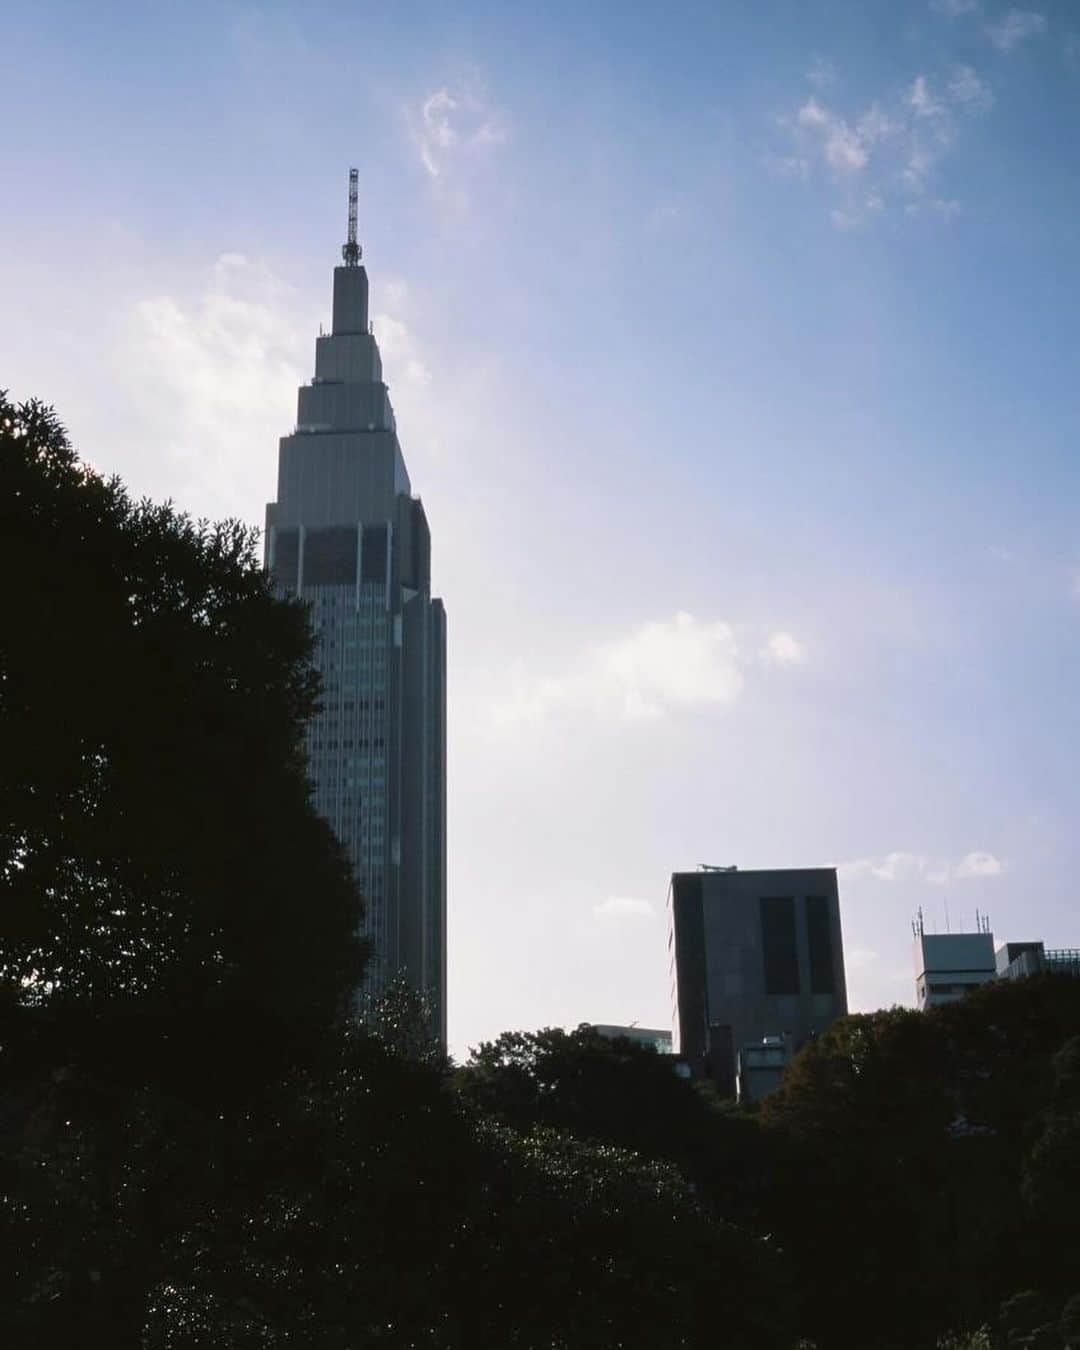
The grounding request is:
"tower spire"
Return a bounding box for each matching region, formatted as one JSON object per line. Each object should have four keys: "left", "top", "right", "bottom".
{"left": 342, "top": 167, "right": 361, "bottom": 267}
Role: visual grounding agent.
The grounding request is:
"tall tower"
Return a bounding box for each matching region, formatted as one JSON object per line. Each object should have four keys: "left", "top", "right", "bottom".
{"left": 265, "top": 173, "right": 447, "bottom": 1044}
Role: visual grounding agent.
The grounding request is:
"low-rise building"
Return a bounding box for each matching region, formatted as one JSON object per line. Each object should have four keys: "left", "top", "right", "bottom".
{"left": 591, "top": 1024, "right": 674, "bottom": 1055}
{"left": 737, "top": 1035, "right": 791, "bottom": 1104}
{"left": 914, "top": 930, "right": 996, "bottom": 1010}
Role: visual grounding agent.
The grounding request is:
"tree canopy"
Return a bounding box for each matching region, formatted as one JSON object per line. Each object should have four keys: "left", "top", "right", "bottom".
{"left": 0, "top": 393, "right": 365, "bottom": 1028}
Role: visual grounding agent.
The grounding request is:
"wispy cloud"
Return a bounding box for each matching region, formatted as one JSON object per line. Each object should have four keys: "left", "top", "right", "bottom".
{"left": 795, "top": 98, "right": 875, "bottom": 173}
{"left": 494, "top": 612, "right": 746, "bottom": 725}
{"left": 408, "top": 82, "right": 507, "bottom": 208}
{"left": 986, "top": 9, "right": 1047, "bottom": 51}
{"left": 371, "top": 308, "right": 431, "bottom": 390}
{"left": 593, "top": 897, "right": 657, "bottom": 921}
{"left": 909, "top": 74, "right": 946, "bottom": 119}
{"left": 120, "top": 253, "right": 309, "bottom": 511}
{"left": 953, "top": 851, "right": 1005, "bottom": 878}
{"left": 761, "top": 631, "right": 807, "bottom": 667}
{"left": 491, "top": 612, "right": 810, "bottom": 727}
{"left": 933, "top": 0, "right": 980, "bottom": 14}
{"left": 118, "top": 255, "right": 440, "bottom": 518}
{"left": 948, "top": 64, "right": 995, "bottom": 111}
{"left": 776, "top": 63, "right": 993, "bottom": 226}
{"left": 837, "top": 850, "right": 1005, "bottom": 883}
{"left": 807, "top": 56, "right": 837, "bottom": 90}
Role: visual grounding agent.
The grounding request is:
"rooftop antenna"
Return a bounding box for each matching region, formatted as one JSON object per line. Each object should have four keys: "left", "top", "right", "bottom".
{"left": 342, "top": 168, "right": 361, "bottom": 267}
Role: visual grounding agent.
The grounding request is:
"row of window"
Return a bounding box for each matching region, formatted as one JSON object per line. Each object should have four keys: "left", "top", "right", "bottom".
{"left": 760, "top": 896, "right": 837, "bottom": 997}
{"left": 310, "top": 737, "right": 386, "bottom": 751}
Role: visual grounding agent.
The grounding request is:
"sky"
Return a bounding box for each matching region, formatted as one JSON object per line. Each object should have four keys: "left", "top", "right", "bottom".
{"left": 3, "top": 0, "right": 1079, "bottom": 1060}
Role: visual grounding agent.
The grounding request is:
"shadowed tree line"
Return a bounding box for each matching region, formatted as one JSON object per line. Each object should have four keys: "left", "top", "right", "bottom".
{"left": 3, "top": 394, "right": 1080, "bottom": 1349}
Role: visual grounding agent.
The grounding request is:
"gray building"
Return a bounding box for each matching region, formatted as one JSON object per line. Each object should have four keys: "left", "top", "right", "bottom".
{"left": 910, "top": 925, "right": 1080, "bottom": 1011}
{"left": 913, "top": 929, "right": 996, "bottom": 1010}
{"left": 997, "top": 942, "right": 1080, "bottom": 981}
{"left": 591, "top": 1024, "right": 674, "bottom": 1055}
{"left": 265, "top": 175, "right": 447, "bottom": 1043}
{"left": 737, "top": 1035, "right": 791, "bottom": 1104}
{"left": 668, "top": 867, "right": 847, "bottom": 1095}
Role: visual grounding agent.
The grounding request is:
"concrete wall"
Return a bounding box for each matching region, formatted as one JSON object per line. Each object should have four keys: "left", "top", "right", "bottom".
{"left": 914, "top": 932, "right": 995, "bottom": 1009}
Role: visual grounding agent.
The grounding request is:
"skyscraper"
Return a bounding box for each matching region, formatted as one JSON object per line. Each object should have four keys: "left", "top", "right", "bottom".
{"left": 265, "top": 174, "right": 447, "bottom": 1043}
{"left": 669, "top": 866, "right": 847, "bottom": 1095}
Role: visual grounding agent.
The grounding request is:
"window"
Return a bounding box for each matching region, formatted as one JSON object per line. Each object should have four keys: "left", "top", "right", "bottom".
{"left": 304, "top": 527, "right": 358, "bottom": 585}
{"left": 760, "top": 897, "right": 800, "bottom": 996}
{"left": 361, "top": 525, "right": 388, "bottom": 582}
{"left": 805, "top": 896, "right": 836, "bottom": 995}
{"left": 272, "top": 529, "right": 300, "bottom": 589}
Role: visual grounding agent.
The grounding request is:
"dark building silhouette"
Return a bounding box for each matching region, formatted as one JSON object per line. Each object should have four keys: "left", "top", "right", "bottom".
{"left": 265, "top": 174, "right": 447, "bottom": 1043}
{"left": 668, "top": 867, "right": 847, "bottom": 1095}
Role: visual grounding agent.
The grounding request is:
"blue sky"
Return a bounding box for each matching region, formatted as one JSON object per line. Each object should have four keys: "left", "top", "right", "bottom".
{"left": 3, "top": 1, "right": 1079, "bottom": 1057}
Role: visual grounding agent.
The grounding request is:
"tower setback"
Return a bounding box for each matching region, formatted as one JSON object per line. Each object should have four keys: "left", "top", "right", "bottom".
{"left": 265, "top": 180, "right": 447, "bottom": 1044}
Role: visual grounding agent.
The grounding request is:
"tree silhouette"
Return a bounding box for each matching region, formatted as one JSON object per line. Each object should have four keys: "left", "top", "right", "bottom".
{"left": 0, "top": 393, "right": 366, "bottom": 1027}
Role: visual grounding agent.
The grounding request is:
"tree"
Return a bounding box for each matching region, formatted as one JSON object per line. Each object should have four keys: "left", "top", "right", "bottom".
{"left": 756, "top": 981, "right": 1080, "bottom": 1350}
{"left": 456, "top": 1023, "right": 716, "bottom": 1162}
{"left": 0, "top": 394, "right": 365, "bottom": 1028}
{"left": 362, "top": 972, "right": 446, "bottom": 1068}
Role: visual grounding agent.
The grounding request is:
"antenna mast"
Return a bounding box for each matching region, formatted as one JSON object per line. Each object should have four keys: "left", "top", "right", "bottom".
{"left": 342, "top": 168, "right": 361, "bottom": 266}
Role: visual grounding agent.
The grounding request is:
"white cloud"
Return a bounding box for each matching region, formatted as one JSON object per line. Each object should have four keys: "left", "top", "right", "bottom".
{"left": 593, "top": 897, "right": 657, "bottom": 921}
{"left": 948, "top": 65, "right": 994, "bottom": 111}
{"left": 116, "top": 255, "right": 440, "bottom": 520}
{"left": 493, "top": 611, "right": 747, "bottom": 726}
{"left": 761, "top": 631, "right": 808, "bottom": 667}
{"left": 780, "top": 63, "right": 992, "bottom": 226}
{"left": 371, "top": 311, "right": 431, "bottom": 389}
{"left": 986, "top": 9, "right": 1047, "bottom": 50}
{"left": 839, "top": 852, "right": 932, "bottom": 882}
{"left": 120, "top": 253, "right": 310, "bottom": 512}
{"left": 837, "top": 850, "right": 1005, "bottom": 883}
{"left": 797, "top": 99, "right": 871, "bottom": 174}
{"left": 909, "top": 75, "right": 946, "bottom": 119}
{"left": 954, "top": 851, "right": 1005, "bottom": 878}
{"left": 409, "top": 84, "right": 507, "bottom": 195}
{"left": 934, "top": 0, "right": 980, "bottom": 14}
{"left": 901, "top": 144, "right": 939, "bottom": 195}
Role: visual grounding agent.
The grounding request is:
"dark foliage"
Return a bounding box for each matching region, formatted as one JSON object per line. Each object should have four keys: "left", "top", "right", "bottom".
{"left": 1, "top": 1008, "right": 787, "bottom": 1348}
{"left": 456, "top": 1023, "right": 715, "bottom": 1158}
{"left": 0, "top": 398, "right": 784, "bottom": 1348}
{"left": 759, "top": 977, "right": 1080, "bottom": 1349}
{"left": 460, "top": 991, "right": 1080, "bottom": 1349}
{"left": 0, "top": 393, "right": 365, "bottom": 1026}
